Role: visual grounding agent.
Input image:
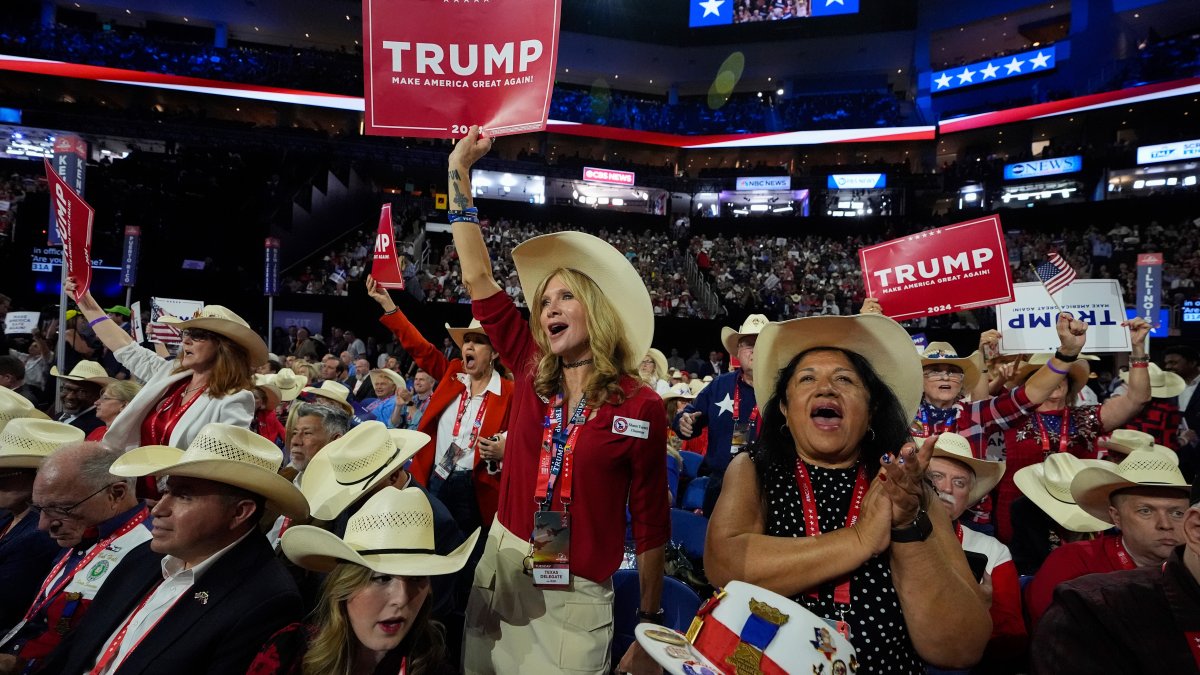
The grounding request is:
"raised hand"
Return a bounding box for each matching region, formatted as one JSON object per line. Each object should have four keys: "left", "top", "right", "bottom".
{"left": 860, "top": 297, "right": 883, "bottom": 315}
{"left": 1055, "top": 311, "right": 1087, "bottom": 356}
{"left": 365, "top": 275, "right": 397, "bottom": 313}
{"left": 879, "top": 435, "right": 936, "bottom": 527}
{"left": 448, "top": 125, "right": 493, "bottom": 172}
{"left": 854, "top": 477, "right": 894, "bottom": 557}
{"left": 1121, "top": 318, "right": 1151, "bottom": 355}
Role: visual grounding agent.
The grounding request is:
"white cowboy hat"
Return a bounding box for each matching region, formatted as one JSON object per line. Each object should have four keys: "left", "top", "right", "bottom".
{"left": 511, "top": 231, "right": 654, "bottom": 366}
{"left": 269, "top": 368, "right": 305, "bottom": 402}
{"left": 646, "top": 348, "right": 668, "bottom": 380}
{"left": 300, "top": 422, "right": 429, "bottom": 521}
{"left": 1120, "top": 362, "right": 1186, "bottom": 399}
{"left": 1013, "top": 454, "right": 1114, "bottom": 533}
{"left": 688, "top": 379, "right": 706, "bottom": 396}
{"left": 369, "top": 369, "right": 407, "bottom": 391}
{"left": 111, "top": 423, "right": 309, "bottom": 521}
{"left": 0, "top": 419, "right": 84, "bottom": 469}
{"left": 1014, "top": 353, "right": 1096, "bottom": 400}
{"left": 445, "top": 319, "right": 490, "bottom": 350}
{"left": 721, "top": 314, "right": 770, "bottom": 356}
{"left": 49, "top": 360, "right": 114, "bottom": 386}
{"left": 669, "top": 368, "right": 685, "bottom": 380}
{"left": 931, "top": 433, "right": 1005, "bottom": 507}
{"left": 0, "top": 387, "right": 49, "bottom": 432}
{"left": 753, "top": 314, "right": 923, "bottom": 421}
{"left": 1071, "top": 449, "right": 1191, "bottom": 524}
{"left": 252, "top": 375, "right": 282, "bottom": 410}
{"left": 299, "top": 380, "right": 354, "bottom": 416}
{"left": 1100, "top": 429, "right": 1156, "bottom": 458}
{"left": 919, "top": 342, "right": 981, "bottom": 393}
{"left": 661, "top": 383, "right": 695, "bottom": 404}
{"left": 282, "top": 486, "right": 479, "bottom": 576}
{"left": 159, "top": 305, "right": 269, "bottom": 367}
{"left": 635, "top": 580, "right": 856, "bottom": 675}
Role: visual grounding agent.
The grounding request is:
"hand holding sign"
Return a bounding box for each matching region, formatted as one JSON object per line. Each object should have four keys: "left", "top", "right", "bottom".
{"left": 448, "top": 125, "right": 495, "bottom": 173}
{"left": 365, "top": 275, "right": 398, "bottom": 313}
{"left": 44, "top": 158, "right": 94, "bottom": 302}
{"left": 1055, "top": 312, "right": 1088, "bottom": 356}
{"left": 860, "top": 297, "right": 883, "bottom": 315}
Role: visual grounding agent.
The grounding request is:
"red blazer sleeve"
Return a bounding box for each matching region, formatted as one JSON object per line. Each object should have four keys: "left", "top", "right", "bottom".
{"left": 987, "top": 559, "right": 1028, "bottom": 651}
{"left": 380, "top": 310, "right": 450, "bottom": 381}
{"left": 473, "top": 292, "right": 538, "bottom": 382}
{"left": 627, "top": 390, "right": 671, "bottom": 554}
{"left": 1025, "top": 544, "right": 1085, "bottom": 628}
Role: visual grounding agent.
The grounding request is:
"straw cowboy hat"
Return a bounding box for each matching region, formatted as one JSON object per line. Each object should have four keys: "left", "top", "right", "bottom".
{"left": 1071, "top": 449, "right": 1191, "bottom": 524}
{"left": 0, "top": 387, "right": 49, "bottom": 431}
{"left": 111, "top": 423, "right": 309, "bottom": 521}
{"left": 369, "top": 368, "right": 407, "bottom": 392}
{"left": 299, "top": 380, "right": 354, "bottom": 416}
{"left": 669, "top": 369, "right": 685, "bottom": 381}
{"left": 445, "top": 319, "right": 491, "bottom": 350}
{"left": 269, "top": 368, "right": 305, "bottom": 402}
{"left": 252, "top": 375, "right": 282, "bottom": 410}
{"left": 1120, "top": 362, "right": 1186, "bottom": 399}
{"left": 931, "top": 433, "right": 1004, "bottom": 507}
{"left": 919, "top": 342, "right": 981, "bottom": 393}
{"left": 1101, "top": 429, "right": 1155, "bottom": 458}
{"left": 159, "top": 305, "right": 269, "bottom": 368}
{"left": 1013, "top": 454, "right": 1114, "bottom": 533}
{"left": 0, "top": 419, "right": 84, "bottom": 469}
{"left": 661, "top": 383, "right": 695, "bottom": 404}
{"left": 1014, "top": 353, "right": 1096, "bottom": 399}
{"left": 646, "top": 348, "right": 669, "bottom": 380}
{"left": 721, "top": 314, "right": 770, "bottom": 356}
{"left": 635, "top": 580, "right": 857, "bottom": 675}
{"left": 300, "top": 422, "right": 429, "bottom": 520}
{"left": 511, "top": 231, "right": 654, "bottom": 364}
{"left": 282, "top": 486, "right": 479, "bottom": 576}
{"left": 688, "top": 379, "right": 706, "bottom": 396}
{"left": 49, "top": 360, "right": 114, "bottom": 386}
{"left": 754, "top": 314, "right": 924, "bottom": 421}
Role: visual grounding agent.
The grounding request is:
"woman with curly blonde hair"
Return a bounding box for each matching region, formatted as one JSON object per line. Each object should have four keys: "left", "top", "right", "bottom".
{"left": 448, "top": 126, "right": 669, "bottom": 675}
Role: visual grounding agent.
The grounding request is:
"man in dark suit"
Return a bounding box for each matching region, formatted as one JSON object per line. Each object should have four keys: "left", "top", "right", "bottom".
{"left": 39, "top": 424, "right": 309, "bottom": 675}
{"left": 347, "top": 357, "right": 376, "bottom": 402}
{"left": 49, "top": 361, "right": 109, "bottom": 436}
{"left": 1165, "top": 345, "right": 1200, "bottom": 476}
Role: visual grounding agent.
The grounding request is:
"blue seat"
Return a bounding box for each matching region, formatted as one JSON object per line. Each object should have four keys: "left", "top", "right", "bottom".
{"left": 680, "top": 476, "right": 708, "bottom": 511}
{"left": 679, "top": 450, "right": 703, "bottom": 478}
{"left": 670, "top": 508, "right": 708, "bottom": 561}
{"left": 611, "top": 570, "right": 703, "bottom": 664}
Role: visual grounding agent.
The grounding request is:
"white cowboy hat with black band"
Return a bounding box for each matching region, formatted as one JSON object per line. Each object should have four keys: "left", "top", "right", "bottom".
{"left": 50, "top": 360, "right": 114, "bottom": 386}
{"left": 282, "top": 486, "right": 479, "bottom": 576}
{"left": 0, "top": 387, "right": 49, "bottom": 432}
{"left": 300, "top": 422, "right": 429, "bottom": 521}
{"left": 1071, "top": 449, "right": 1191, "bottom": 524}
{"left": 919, "top": 342, "right": 981, "bottom": 394}
{"left": 111, "top": 423, "right": 309, "bottom": 521}
{"left": 445, "top": 319, "right": 490, "bottom": 350}
{"left": 1013, "top": 454, "right": 1113, "bottom": 533}
{"left": 754, "top": 314, "right": 924, "bottom": 421}
{"left": 159, "top": 305, "right": 269, "bottom": 368}
{"left": 0, "top": 419, "right": 84, "bottom": 469}
{"left": 1120, "top": 362, "right": 1186, "bottom": 399}
{"left": 1014, "top": 353, "right": 1097, "bottom": 400}
{"left": 511, "top": 231, "right": 654, "bottom": 366}
{"left": 299, "top": 380, "right": 354, "bottom": 416}
{"left": 721, "top": 314, "right": 770, "bottom": 357}
{"left": 931, "top": 433, "right": 1004, "bottom": 507}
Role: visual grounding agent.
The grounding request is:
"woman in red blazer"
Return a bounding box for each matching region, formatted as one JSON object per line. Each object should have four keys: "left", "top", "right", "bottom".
{"left": 366, "top": 276, "right": 512, "bottom": 534}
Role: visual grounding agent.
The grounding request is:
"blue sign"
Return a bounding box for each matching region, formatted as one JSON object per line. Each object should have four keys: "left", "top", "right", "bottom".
{"left": 827, "top": 173, "right": 886, "bottom": 189}
{"left": 120, "top": 226, "right": 139, "bottom": 287}
{"left": 1124, "top": 308, "right": 1170, "bottom": 339}
{"left": 1136, "top": 254, "right": 1164, "bottom": 329}
{"left": 1184, "top": 300, "right": 1200, "bottom": 323}
{"left": 689, "top": 0, "right": 858, "bottom": 27}
{"left": 1003, "top": 155, "right": 1082, "bottom": 181}
{"left": 264, "top": 238, "right": 280, "bottom": 296}
{"left": 931, "top": 45, "right": 1057, "bottom": 94}
{"left": 910, "top": 333, "right": 928, "bottom": 349}
{"left": 689, "top": 0, "right": 731, "bottom": 27}
{"left": 810, "top": 0, "right": 859, "bottom": 16}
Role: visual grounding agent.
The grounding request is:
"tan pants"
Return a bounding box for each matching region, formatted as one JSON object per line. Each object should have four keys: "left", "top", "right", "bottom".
{"left": 463, "top": 519, "right": 614, "bottom": 674}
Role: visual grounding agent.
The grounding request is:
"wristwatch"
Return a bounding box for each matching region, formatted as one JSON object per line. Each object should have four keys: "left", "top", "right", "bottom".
{"left": 637, "top": 608, "right": 665, "bottom": 625}
{"left": 890, "top": 508, "right": 932, "bottom": 543}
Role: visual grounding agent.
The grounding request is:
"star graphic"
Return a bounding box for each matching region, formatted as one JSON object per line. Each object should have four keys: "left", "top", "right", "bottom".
{"left": 957, "top": 67, "right": 976, "bottom": 84}
{"left": 826, "top": 0, "right": 845, "bottom": 4}
{"left": 934, "top": 72, "right": 952, "bottom": 89}
{"left": 1029, "top": 51, "right": 1051, "bottom": 69}
{"left": 699, "top": 0, "right": 725, "bottom": 17}
{"left": 980, "top": 62, "right": 999, "bottom": 79}
{"left": 1004, "top": 57, "right": 1025, "bottom": 74}
{"left": 716, "top": 394, "right": 734, "bottom": 416}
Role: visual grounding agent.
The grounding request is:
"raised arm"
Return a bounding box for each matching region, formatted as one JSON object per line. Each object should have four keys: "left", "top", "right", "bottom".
{"left": 448, "top": 126, "right": 502, "bottom": 301}
{"left": 64, "top": 278, "right": 135, "bottom": 352}
{"left": 366, "top": 275, "right": 450, "bottom": 380}
{"left": 970, "top": 330, "right": 1000, "bottom": 401}
{"left": 1022, "top": 312, "right": 1088, "bottom": 405}
{"left": 1099, "top": 318, "right": 1152, "bottom": 431}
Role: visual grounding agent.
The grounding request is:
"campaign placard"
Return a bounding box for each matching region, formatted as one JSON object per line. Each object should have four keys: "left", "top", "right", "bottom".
{"left": 371, "top": 204, "right": 405, "bottom": 290}
{"left": 4, "top": 311, "right": 40, "bottom": 334}
{"left": 362, "top": 0, "right": 563, "bottom": 138}
{"left": 1135, "top": 253, "right": 1163, "bottom": 328}
{"left": 44, "top": 158, "right": 94, "bottom": 301}
{"left": 996, "top": 280, "right": 1132, "bottom": 354}
{"left": 858, "top": 215, "right": 1014, "bottom": 321}
{"left": 121, "top": 226, "right": 140, "bottom": 287}
{"left": 149, "top": 297, "right": 204, "bottom": 344}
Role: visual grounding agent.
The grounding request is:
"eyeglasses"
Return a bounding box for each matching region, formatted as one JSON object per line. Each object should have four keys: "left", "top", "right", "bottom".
{"left": 30, "top": 483, "right": 117, "bottom": 521}
{"left": 922, "top": 369, "right": 965, "bottom": 381}
{"left": 180, "top": 328, "right": 217, "bottom": 342}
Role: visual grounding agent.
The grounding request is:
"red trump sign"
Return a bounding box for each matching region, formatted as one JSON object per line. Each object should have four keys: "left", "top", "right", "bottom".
{"left": 858, "top": 215, "right": 1014, "bottom": 321}
{"left": 44, "top": 158, "right": 93, "bottom": 301}
{"left": 362, "top": 0, "right": 562, "bottom": 138}
{"left": 371, "top": 204, "right": 405, "bottom": 290}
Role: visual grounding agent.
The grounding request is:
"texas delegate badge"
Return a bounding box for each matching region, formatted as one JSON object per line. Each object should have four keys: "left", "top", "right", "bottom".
{"left": 530, "top": 510, "right": 571, "bottom": 587}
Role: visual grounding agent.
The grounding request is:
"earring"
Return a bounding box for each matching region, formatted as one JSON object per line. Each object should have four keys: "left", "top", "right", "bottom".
{"left": 868, "top": 427, "right": 876, "bottom": 441}
{"left": 780, "top": 423, "right": 790, "bottom": 435}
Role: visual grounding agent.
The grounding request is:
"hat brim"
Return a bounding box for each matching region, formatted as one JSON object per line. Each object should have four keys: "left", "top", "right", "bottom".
{"left": 301, "top": 431, "right": 429, "bottom": 521}
{"left": 512, "top": 232, "right": 653, "bottom": 364}
{"left": 160, "top": 316, "right": 269, "bottom": 368}
{"left": 754, "top": 315, "right": 924, "bottom": 421}
{"left": 49, "top": 366, "right": 114, "bottom": 387}
{"left": 634, "top": 624, "right": 721, "bottom": 675}
{"left": 1017, "top": 358, "right": 1091, "bottom": 399}
{"left": 111, "top": 447, "right": 309, "bottom": 521}
{"left": 255, "top": 383, "right": 282, "bottom": 410}
{"left": 920, "top": 356, "right": 980, "bottom": 394}
{"left": 648, "top": 349, "right": 668, "bottom": 380}
{"left": 369, "top": 369, "right": 407, "bottom": 391}
{"left": 299, "top": 388, "right": 354, "bottom": 415}
{"left": 0, "top": 455, "right": 45, "bottom": 469}
{"left": 1121, "top": 369, "right": 1187, "bottom": 399}
{"left": 1071, "top": 466, "right": 1191, "bottom": 523}
{"left": 931, "top": 450, "right": 1004, "bottom": 506}
{"left": 445, "top": 324, "right": 490, "bottom": 351}
{"left": 1013, "top": 462, "right": 1114, "bottom": 533}
{"left": 281, "top": 524, "right": 480, "bottom": 577}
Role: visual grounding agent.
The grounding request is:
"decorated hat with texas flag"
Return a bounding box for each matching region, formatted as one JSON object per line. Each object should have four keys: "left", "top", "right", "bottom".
{"left": 636, "top": 580, "right": 857, "bottom": 675}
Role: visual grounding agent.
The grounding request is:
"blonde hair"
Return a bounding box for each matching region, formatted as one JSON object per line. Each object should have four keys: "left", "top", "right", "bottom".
{"left": 303, "top": 563, "right": 443, "bottom": 675}
{"left": 170, "top": 334, "right": 253, "bottom": 398}
{"left": 529, "top": 268, "right": 639, "bottom": 407}
{"left": 103, "top": 380, "right": 142, "bottom": 404}
{"left": 292, "top": 360, "right": 320, "bottom": 385}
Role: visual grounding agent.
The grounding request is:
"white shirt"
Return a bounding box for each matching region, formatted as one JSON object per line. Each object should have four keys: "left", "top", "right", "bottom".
{"left": 93, "top": 529, "right": 255, "bottom": 674}
{"left": 434, "top": 370, "right": 501, "bottom": 472}
{"left": 1180, "top": 374, "right": 1200, "bottom": 416}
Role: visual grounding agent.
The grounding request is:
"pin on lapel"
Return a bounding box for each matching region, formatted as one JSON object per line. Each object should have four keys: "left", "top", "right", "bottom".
{"left": 194, "top": 591, "right": 209, "bottom": 605}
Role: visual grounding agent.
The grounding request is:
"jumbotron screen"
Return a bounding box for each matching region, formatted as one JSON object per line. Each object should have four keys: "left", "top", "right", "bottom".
{"left": 690, "top": 0, "right": 860, "bottom": 28}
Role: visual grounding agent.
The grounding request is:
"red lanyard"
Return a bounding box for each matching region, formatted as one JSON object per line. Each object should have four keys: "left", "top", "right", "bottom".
{"left": 795, "top": 459, "right": 868, "bottom": 605}
{"left": 954, "top": 521, "right": 964, "bottom": 544}
{"left": 145, "top": 379, "right": 206, "bottom": 445}
{"left": 1036, "top": 409, "right": 1071, "bottom": 454}
{"left": 732, "top": 376, "right": 760, "bottom": 430}
{"left": 88, "top": 579, "right": 187, "bottom": 675}
{"left": 1105, "top": 535, "right": 1137, "bottom": 571}
{"left": 534, "top": 394, "right": 589, "bottom": 511}
{"left": 26, "top": 509, "right": 149, "bottom": 622}
{"left": 450, "top": 386, "right": 489, "bottom": 450}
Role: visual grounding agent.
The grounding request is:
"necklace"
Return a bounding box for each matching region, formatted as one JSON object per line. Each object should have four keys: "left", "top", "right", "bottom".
{"left": 563, "top": 358, "right": 594, "bottom": 369}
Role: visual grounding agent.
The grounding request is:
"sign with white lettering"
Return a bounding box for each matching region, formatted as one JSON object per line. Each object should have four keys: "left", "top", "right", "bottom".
{"left": 996, "top": 280, "right": 1131, "bottom": 354}
{"left": 1136, "top": 138, "right": 1200, "bottom": 165}
{"left": 1003, "top": 155, "right": 1082, "bottom": 180}
{"left": 858, "top": 215, "right": 1014, "bottom": 321}
{"left": 4, "top": 312, "right": 39, "bottom": 334}
{"left": 43, "top": 158, "right": 93, "bottom": 301}
{"left": 827, "top": 173, "right": 886, "bottom": 190}
{"left": 1136, "top": 253, "right": 1163, "bottom": 329}
{"left": 736, "top": 176, "right": 790, "bottom": 191}
{"left": 582, "top": 167, "right": 635, "bottom": 186}
{"left": 362, "top": 0, "right": 562, "bottom": 138}
{"left": 371, "top": 204, "right": 405, "bottom": 290}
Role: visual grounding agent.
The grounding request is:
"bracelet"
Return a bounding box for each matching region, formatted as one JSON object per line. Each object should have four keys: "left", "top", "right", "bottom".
{"left": 1053, "top": 350, "right": 1078, "bottom": 363}
{"left": 88, "top": 316, "right": 109, "bottom": 328}
{"left": 448, "top": 206, "right": 480, "bottom": 224}
{"left": 383, "top": 308, "right": 398, "bottom": 316}
{"left": 1131, "top": 362, "right": 1150, "bottom": 369}
{"left": 1130, "top": 355, "right": 1150, "bottom": 364}
{"left": 890, "top": 508, "right": 932, "bottom": 543}
{"left": 1046, "top": 361, "right": 1069, "bottom": 375}
{"left": 636, "top": 608, "right": 665, "bottom": 625}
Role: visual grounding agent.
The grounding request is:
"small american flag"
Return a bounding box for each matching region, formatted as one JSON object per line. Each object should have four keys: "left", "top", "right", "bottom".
{"left": 147, "top": 321, "right": 182, "bottom": 344}
{"left": 1035, "top": 252, "right": 1077, "bottom": 296}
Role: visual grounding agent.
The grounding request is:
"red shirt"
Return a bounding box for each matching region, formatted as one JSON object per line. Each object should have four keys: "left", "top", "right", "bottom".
{"left": 1025, "top": 533, "right": 1131, "bottom": 628}
{"left": 473, "top": 292, "right": 670, "bottom": 583}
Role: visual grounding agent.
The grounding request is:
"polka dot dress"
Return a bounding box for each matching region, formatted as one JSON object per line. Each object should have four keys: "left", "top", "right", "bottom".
{"left": 760, "top": 454, "right": 923, "bottom": 674}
